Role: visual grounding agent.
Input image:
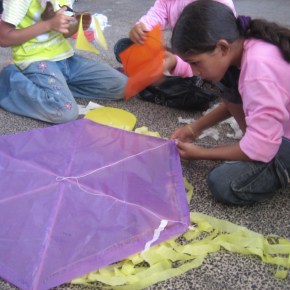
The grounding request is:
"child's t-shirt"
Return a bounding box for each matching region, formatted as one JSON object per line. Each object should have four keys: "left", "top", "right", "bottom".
{"left": 2, "top": 0, "right": 74, "bottom": 70}
{"left": 137, "top": 0, "right": 236, "bottom": 78}
{"left": 239, "top": 39, "right": 290, "bottom": 162}
{"left": 138, "top": 0, "right": 236, "bottom": 31}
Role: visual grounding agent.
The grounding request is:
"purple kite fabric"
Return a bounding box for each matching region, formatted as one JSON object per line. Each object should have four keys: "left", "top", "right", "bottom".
{"left": 0, "top": 119, "right": 190, "bottom": 290}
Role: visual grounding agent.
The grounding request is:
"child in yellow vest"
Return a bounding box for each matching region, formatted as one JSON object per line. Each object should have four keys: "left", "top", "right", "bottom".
{"left": 0, "top": 0, "right": 127, "bottom": 123}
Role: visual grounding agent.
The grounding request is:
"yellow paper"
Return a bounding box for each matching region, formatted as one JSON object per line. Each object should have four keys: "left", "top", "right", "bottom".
{"left": 134, "top": 126, "right": 160, "bottom": 137}
{"left": 94, "top": 17, "right": 108, "bottom": 50}
{"left": 85, "top": 107, "right": 137, "bottom": 131}
{"left": 75, "top": 14, "right": 100, "bottom": 54}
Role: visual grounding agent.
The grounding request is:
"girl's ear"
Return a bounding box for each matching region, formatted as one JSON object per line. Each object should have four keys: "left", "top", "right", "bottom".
{"left": 216, "top": 39, "right": 230, "bottom": 56}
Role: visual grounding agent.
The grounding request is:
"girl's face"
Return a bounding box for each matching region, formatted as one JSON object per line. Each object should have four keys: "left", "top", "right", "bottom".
{"left": 183, "top": 44, "right": 231, "bottom": 82}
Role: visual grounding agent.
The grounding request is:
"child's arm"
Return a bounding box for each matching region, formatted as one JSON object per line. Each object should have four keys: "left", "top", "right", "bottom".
{"left": 138, "top": 0, "right": 168, "bottom": 31}
{"left": 129, "top": 0, "right": 168, "bottom": 44}
{"left": 63, "top": 13, "right": 91, "bottom": 38}
{"left": 172, "top": 102, "right": 250, "bottom": 161}
{"left": 0, "top": 6, "right": 73, "bottom": 47}
{"left": 171, "top": 103, "right": 232, "bottom": 142}
{"left": 40, "top": 3, "right": 92, "bottom": 39}
{"left": 175, "top": 141, "right": 250, "bottom": 161}
{"left": 170, "top": 56, "right": 194, "bottom": 78}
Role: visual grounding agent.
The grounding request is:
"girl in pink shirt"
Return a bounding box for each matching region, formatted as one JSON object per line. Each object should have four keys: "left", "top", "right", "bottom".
{"left": 171, "top": 0, "right": 290, "bottom": 205}
{"left": 113, "top": 0, "right": 236, "bottom": 110}
{"left": 115, "top": 0, "right": 235, "bottom": 76}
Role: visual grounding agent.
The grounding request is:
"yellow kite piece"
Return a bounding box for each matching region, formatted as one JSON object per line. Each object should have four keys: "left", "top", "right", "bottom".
{"left": 85, "top": 107, "right": 137, "bottom": 131}
{"left": 94, "top": 16, "right": 108, "bottom": 50}
{"left": 75, "top": 15, "right": 107, "bottom": 54}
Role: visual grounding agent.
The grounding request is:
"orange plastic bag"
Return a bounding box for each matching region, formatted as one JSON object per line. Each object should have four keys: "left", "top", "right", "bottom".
{"left": 120, "top": 25, "right": 165, "bottom": 100}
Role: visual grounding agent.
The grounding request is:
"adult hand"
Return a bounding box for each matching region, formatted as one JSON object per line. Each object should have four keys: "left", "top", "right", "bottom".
{"left": 129, "top": 22, "right": 147, "bottom": 44}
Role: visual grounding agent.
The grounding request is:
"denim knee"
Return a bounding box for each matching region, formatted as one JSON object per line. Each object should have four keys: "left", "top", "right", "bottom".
{"left": 50, "top": 105, "right": 79, "bottom": 124}
{"left": 114, "top": 38, "right": 133, "bottom": 63}
{"left": 42, "top": 98, "right": 79, "bottom": 124}
{"left": 98, "top": 68, "right": 127, "bottom": 100}
{"left": 51, "top": 108, "right": 78, "bottom": 123}
{"left": 207, "top": 164, "right": 235, "bottom": 204}
{"left": 112, "top": 73, "right": 127, "bottom": 99}
{"left": 207, "top": 160, "right": 285, "bottom": 205}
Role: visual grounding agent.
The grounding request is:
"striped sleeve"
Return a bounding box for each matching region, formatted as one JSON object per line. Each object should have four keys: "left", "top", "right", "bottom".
{"left": 2, "top": 0, "right": 32, "bottom": 26}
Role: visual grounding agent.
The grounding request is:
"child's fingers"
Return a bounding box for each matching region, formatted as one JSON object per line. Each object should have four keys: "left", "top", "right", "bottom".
{"left": 136, "top": 26, "right": 147, "bottom": 40}
{"left": 176, "top": 140, "right": 186, "bottom": 151}
{"left": 131, "top": 24, "right": 147, "bottom": 44}
{"left": 175, "top": 140, "right": 195, "bottom": 160}
{"left": 131, "top": 31, "right": 144, "bottom": 44}
{"left": 56, "top": 6, "right": 68, "bottom": 14}
{"left": 171, "top": 128, "right": 192, "bottom": 143}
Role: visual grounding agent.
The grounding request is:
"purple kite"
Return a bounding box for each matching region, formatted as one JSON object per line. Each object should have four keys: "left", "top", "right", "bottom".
{"left": 0, "top": 119, "right": 190, "bottom": 290}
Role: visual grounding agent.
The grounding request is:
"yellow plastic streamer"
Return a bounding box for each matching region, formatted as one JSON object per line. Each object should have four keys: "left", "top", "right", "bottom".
{"left": 71, "top": 129, "right": 290, "bottom": 289}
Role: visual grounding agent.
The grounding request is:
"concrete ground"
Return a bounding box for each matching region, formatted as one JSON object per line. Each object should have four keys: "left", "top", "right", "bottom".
{"left": 0, "top": 0, "right": 290, "bottom": 289}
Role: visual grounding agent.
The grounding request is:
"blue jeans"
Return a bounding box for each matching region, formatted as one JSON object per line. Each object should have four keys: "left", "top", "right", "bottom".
{"left": 207, "top": 137, "right": 290, "bottom": 205}
{"left": 0, "top": 54, "right": 127, "bottom": 123}
{"left": 114, "top": 38, "right": 134, "bottom": 63}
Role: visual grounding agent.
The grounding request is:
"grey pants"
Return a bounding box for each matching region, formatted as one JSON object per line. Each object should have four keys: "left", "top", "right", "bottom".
{"left": 207, "top": 137, "right": 290, "bottom": 205}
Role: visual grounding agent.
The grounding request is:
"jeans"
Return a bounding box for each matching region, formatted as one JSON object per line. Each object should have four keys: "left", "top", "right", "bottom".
{"left": 0, "top": 54, "right": 127, "bottom": 123}
{"left": 207, "top": 137, "right": 290, "bottom": 205}
{"left": 114, "top": 38, "right": 134, "bottom": 63}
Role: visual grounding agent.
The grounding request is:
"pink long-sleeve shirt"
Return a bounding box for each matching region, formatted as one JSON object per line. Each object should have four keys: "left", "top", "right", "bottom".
{"left": 138, "top": 0, "right": 236, "bottom": 77}
{"left": 239, "top": 39, "right": 290, "bottom": 162}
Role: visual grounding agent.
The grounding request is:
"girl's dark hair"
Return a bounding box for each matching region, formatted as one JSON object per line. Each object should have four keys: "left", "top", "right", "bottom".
{"left": 171, "top": 0, "right": 290, "bottom": 62}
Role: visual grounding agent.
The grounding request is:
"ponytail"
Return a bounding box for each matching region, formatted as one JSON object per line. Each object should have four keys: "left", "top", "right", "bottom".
{"left": 246, "top": 19, "right": 290, "bottom": 62}
{"left": 172, "top": 0, "right": 290, "bottom": 62}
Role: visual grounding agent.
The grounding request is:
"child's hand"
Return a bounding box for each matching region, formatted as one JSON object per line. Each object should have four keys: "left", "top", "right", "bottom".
{"left": 129, "top": 23, "right": 147, "bottom": 44}
{"left": 75, "top": 13, "right": 92, "bottom": 30}
{"left": 171, "top": 124, "right": 199, "bottom": 143}
{"left": 164, "top": 51, "right": 177, "bottom": 73}
{"left": 175, "top": 140, "right": 200, "bottom": 160}
{"left": 48, "top": 7, "right": 74, "bottom": 34}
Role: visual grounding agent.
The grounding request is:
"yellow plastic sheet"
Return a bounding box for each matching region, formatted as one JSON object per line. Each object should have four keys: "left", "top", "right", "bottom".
{"left": 75, "top": 15, "right": 107, "bottom": 54}
{"left": 71, "top": 129, "right": 290, "bottom": 289}
{"left": 85, "top": 107, "right": 137, "bottom": 131}
{"left": 134, "top": 126, "right": 160, "bottom": 138}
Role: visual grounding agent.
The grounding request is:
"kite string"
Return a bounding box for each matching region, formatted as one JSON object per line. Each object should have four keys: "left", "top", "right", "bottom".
{"left": 55, "top": 141, "right": 185, "bottom": 225}
{"left": 56, "top": 142, "right": 170, "bottom": 181}
{"left": 58, "top": 174, "right": 181, "bottom": 228}
{"left": 56, "top": 141, "right": 191, "bottom": 253}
